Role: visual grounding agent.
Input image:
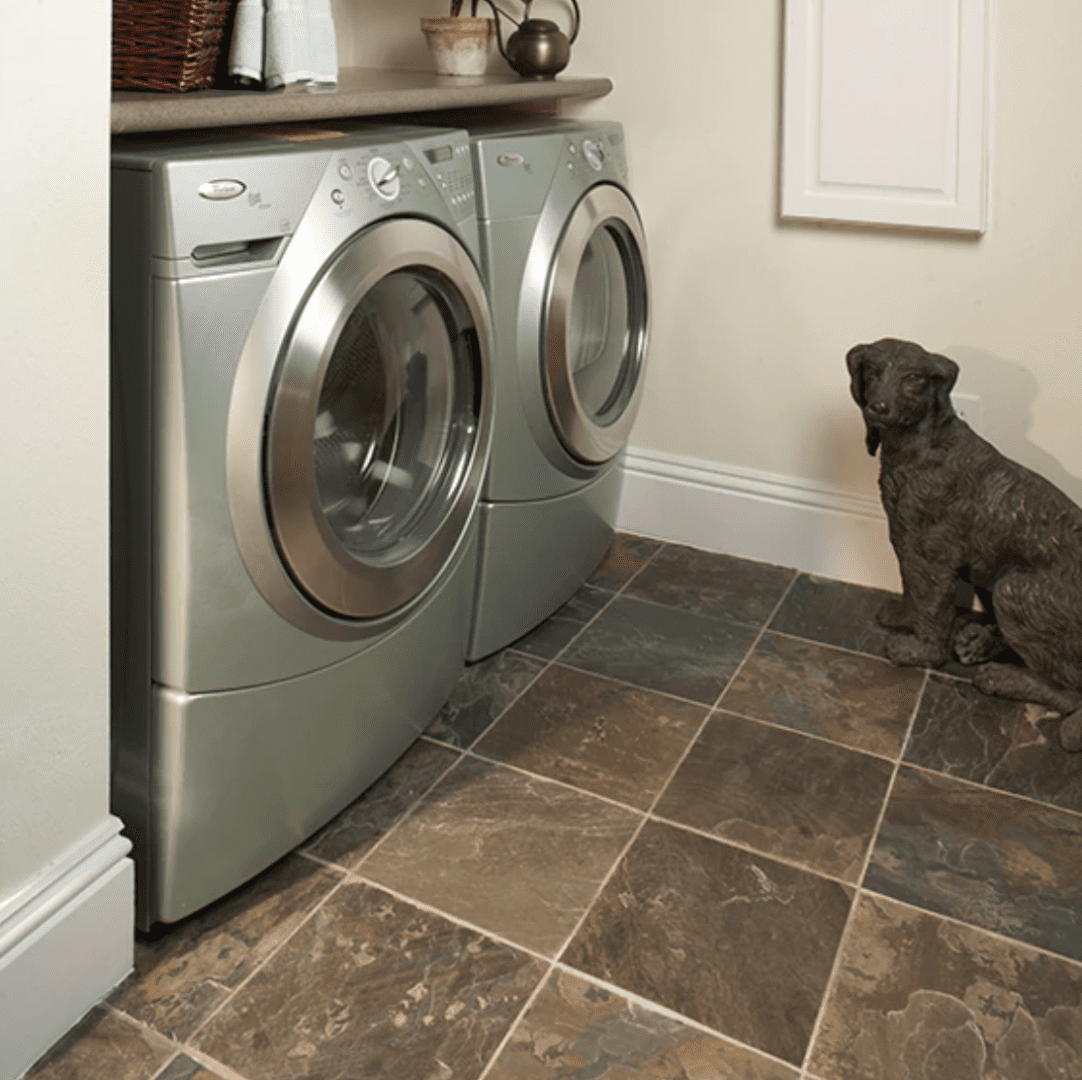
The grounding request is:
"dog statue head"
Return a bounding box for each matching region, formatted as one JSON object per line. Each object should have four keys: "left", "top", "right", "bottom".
{"left": 846, "top": 338, "right": 959, "bottom": 456}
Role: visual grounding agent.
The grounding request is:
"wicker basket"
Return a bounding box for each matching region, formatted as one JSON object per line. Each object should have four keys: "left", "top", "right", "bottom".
{"left": 112, "top": 0, "right": 235, "bottom": 92}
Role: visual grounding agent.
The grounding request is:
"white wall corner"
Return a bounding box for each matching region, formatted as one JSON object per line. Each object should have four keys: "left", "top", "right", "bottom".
{"left": 0, "top": 819, "right": 134, "bottom": 1080}
{"left": 781, "top": 0, "right": 989, "bottom": 232}
{"left": 618, "top": 447, "right": 901, "bottom": 592}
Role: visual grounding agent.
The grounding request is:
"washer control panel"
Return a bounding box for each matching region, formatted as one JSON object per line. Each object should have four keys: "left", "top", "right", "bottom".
{"left": 324, "top": 134, "right": 476, "bottom": 223}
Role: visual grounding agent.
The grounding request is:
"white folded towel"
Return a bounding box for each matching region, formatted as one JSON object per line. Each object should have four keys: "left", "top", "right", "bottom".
{"left": 228, "top": 0, "right": 338, "bottom": 89}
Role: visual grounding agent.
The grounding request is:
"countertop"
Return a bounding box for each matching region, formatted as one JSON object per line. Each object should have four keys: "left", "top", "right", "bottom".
{"left": 112, "top": 67, "right": 614, "bottom": 134}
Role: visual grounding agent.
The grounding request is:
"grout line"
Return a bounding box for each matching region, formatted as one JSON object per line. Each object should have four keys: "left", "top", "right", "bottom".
{"left": 900, "top": 754, "right": 1082, "bottom": 822}
{"left": 456, "top": 746, "right": 655, "bottom": 817}
{"left": 343, "top": 872, "right": 555, "bottom": 967}
{"left": 513, "top": 534, "right": 667, "bottom": 670}
{"left": 142, "top": 1048, "right": 183, "bottom": 1080}
{"left": 855, "top": 884, "right": 1082, "bottom": 972}
{"left": 766, "top": 625, "right": 910, "bottom": 666}
{"left": 346, "top": 750, "right": 473, "bottom": 873}
{"left": 645, "top": 809, "right": 859, "bottom": 890}
{"left": 474, "top": 961, "right": 558, "bottom": 1080}
{"left": 798, "top": 667, "right": 929, "bottom": 1076}
{"left": 456, "top": 725, "right": 864, "bottom": 891}
{"left": 544, "top": 960, "right": 803, "bottom": 1075}
{"left": 706, "top": 570, "right": 801, "bottom": 712}
{"left": 544, "top": 658, "right": 723, "bottom": 710}
{"left": 445, "top": 648, "right": 557, "bottom": 750}
{"left": 540, "top": 702, "right": 717, "bottom": 970}
{"left": 176, "top": 1046, "right": 256, "bottom": 1080}
{"left": 297, "top": 741, "right": 467, "bottom": 872}
{"left": 708, "top": 703, "right": 906, "bottom": 765}
{"left": 104, "top": 1007, "right": 254, "bottom": 1080}
{"left": 182, "top": 872, "right": 352, "bottom": 1045}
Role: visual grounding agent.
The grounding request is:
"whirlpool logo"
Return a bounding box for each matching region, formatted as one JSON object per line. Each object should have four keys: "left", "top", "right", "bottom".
{"left": 198, "top": 179, "right": 247, "bottom": 201}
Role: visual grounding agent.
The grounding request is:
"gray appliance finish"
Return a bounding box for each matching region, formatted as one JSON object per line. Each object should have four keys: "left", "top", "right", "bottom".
{"left": 464, "top": 118, "right": 649, "bottom": 660}
{"left": 111, "top": 122, "right": 492, "bottom": 928}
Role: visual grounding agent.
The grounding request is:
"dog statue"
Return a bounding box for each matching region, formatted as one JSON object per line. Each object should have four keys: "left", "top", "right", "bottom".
{"left": 847, "top": 337, "right": 1082, "bottom": 752}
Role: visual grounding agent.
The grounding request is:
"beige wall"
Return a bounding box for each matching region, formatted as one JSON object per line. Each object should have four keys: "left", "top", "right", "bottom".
{"left": 0, "top": 0, "right": 112, "bottom": 900}
{"left": 337, "top": 0, "right": 1082, "bottom": 507}
{"left": 566, "top": 0, "right": 1082, "bottom": 505}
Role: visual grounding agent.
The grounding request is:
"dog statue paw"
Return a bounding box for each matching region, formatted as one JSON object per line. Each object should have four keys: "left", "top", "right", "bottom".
{"left": 952, "top": 618, "right": 1006, "bottom": 666}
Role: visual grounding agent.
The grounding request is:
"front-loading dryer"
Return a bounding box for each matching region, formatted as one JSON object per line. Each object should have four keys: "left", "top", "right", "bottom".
{"left": 111, "top": 122, "right": 491, "bottom": 928}
{"left": 463, "top": 118, "right": 649, "bottom": 660}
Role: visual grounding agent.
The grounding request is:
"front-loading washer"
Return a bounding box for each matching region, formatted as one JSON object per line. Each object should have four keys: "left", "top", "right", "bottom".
{"left": 463, "top": 118, "right": 650, "bottom": 660}
{"left": 111, "top": 121, "right": 491, "bottom": 928}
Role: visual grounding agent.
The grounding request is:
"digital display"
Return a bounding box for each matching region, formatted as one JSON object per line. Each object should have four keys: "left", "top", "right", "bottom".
{"left": 425, "top": 145, "right": 454, "bottom": 164}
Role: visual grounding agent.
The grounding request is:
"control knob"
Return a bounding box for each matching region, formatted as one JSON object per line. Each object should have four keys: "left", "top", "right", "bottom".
{"left": 368, "top": 156, "right": 401, "bottom": 201}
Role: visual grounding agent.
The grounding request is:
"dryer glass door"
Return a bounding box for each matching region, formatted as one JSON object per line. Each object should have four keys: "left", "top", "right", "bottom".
{"left": 264, "top": 219, "right": 490, "bottom": 623}
{"left": 544, "top": 184, "right": 649, "bottom": 464}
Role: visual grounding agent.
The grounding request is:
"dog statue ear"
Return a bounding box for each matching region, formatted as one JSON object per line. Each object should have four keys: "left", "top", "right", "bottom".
{"left": 845, "top": 344, "right": 881, "bottom": 456}
{"left": 926, "top": 352, "right": 960, "bottom": 417}
{"left": 846, "top": 344, "right": 870, "bottom": 407}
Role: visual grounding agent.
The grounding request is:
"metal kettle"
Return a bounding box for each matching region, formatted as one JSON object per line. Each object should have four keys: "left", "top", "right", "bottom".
{"left": 485, "top": 0, "right": 580, "bottom": 79}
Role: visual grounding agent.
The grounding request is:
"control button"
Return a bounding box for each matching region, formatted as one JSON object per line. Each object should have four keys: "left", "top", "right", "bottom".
{"left": 568, "top": 143, "right": 577, "bottom": 154}
{"left": 331, "top": 189, "right": 345, "bottom": 205}
{"left": 337, "top": 162, "right": 353, "bottom": 180}
{"left": 402, "top": 157, "right": 413, "bottom": 170}
{"left": 496, "top": 152, "right": 524, "bottom": 167}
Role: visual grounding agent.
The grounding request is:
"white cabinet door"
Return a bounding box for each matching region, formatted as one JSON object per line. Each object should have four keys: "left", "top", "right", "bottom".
{"left": 781, "top": 0, "right": 989, "bottom": 232}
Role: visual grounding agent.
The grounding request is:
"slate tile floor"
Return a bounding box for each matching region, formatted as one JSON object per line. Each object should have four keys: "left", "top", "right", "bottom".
{"left": 30, "top": 534, "right": 1082, "bottom": 1080}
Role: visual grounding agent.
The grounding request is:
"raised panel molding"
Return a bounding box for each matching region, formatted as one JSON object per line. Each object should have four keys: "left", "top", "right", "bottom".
{"left": 781, "top": 0, "right": 989, "bottom": 232}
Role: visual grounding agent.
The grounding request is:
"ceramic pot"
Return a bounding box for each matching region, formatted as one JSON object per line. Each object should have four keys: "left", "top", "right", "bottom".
{"left": 420, "top": 17, "right": 495, "bottom": 76}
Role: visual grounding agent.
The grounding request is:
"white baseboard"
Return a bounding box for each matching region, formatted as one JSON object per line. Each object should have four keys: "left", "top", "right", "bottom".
{"left": 618, "top": 447, "right": 901, "bottom": 592}
{"left": 0, "top": 818, "right": 134, "bottom": 1080}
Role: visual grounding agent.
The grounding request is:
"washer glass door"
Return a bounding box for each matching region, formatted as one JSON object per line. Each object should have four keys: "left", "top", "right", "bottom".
{"left": 544, "top": 184, "right": 649, "bottom": 464}
{"left": 265, "top": 220, "right": 488, "bottom": 623}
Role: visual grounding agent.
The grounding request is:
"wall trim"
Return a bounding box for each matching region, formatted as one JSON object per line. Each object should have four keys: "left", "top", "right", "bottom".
{"left": 618, "top": 446, "right": 901, "bottom": 592}
{"left": 0, "top": 817, "right": 133, "bottom": 1080}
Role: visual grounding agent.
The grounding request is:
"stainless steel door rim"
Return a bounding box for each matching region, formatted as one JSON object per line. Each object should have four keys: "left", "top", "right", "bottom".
{"left": 228, "top": 216, "right": 492, "bottom": 637}
{"left": 543, "top": 183, "right": 649, "bottom": 465}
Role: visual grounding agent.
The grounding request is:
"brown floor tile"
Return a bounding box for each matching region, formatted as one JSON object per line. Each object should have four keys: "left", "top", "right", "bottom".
{"left": 625, "top": 543, "right": 796, "bottom": 626}
{"left": 655, "top": 713, "right": 894, "bottom": 882}
{"left": 360, "top": 757, "right": 641, "bottom": 956}
{"left": 865, "top": 765, "right": 1082, "bottom": 962}
{"left": 768, "top": 574, "right": 900, "bottom": 658}
{"left": 109, "top": 853, "right": 342, "bottom": 1041}
{"left": 193, "top": 880, "right": 546, "bottom": 1080}
{"left": 474, "top": 665, "right": 706, "bottom": 810}
{"left": 511, "top": 584, "right": 613, "bottom": 661}
{"left": 426, "top": 651, "right": 547, "bottom": 749}
{"left": 904, "top": 674, "right": 1082, "bottom": 812}
{"left": 720, "top": 631, "right": 924, "bottom": 758}
{"left": 586, "top": 533, "right": 663, "bottom": 591}
{"left": 561, "top": 595, "right": 760, "bottom": 705}
{"left": 24, "top": 1007, "right": 174, "bottom": 1080}
{"left": 486, "top": 968, "right": 799, "bottom": 1080}
{"left": 561, "top": 820, "right": 853, "bottom": 1066}
{"left": 808, "top": 893, "right": 1082, "bottom": 1080}
{"left": 303, "top": 739, "right": 460, "bottom": 868}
